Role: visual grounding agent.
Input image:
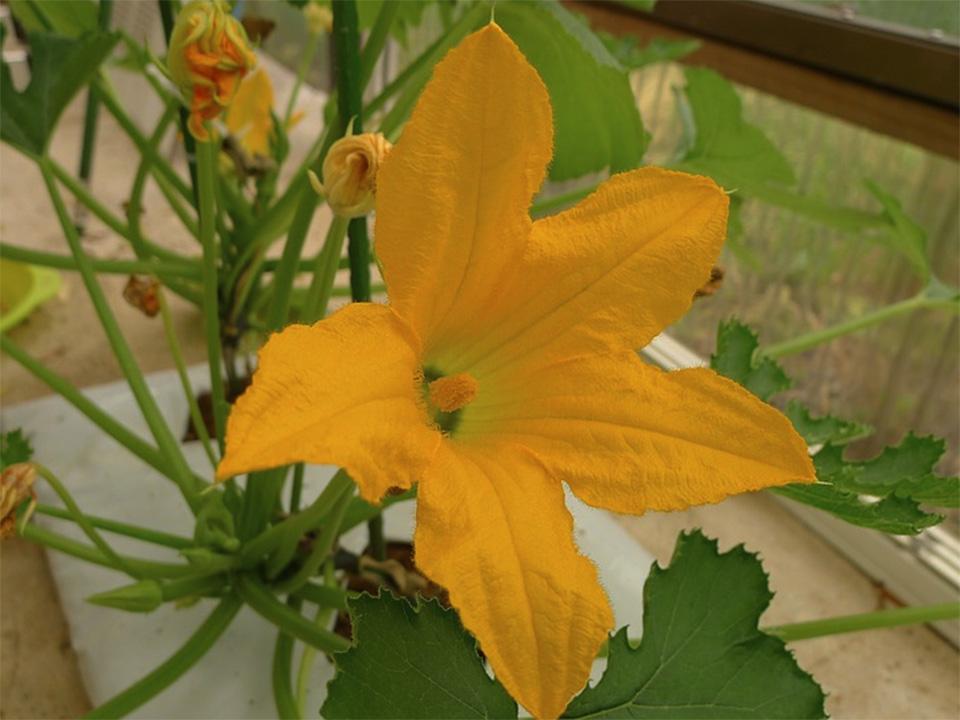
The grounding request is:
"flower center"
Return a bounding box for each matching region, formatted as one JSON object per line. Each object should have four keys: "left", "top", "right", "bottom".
{"left": 422, "top": 369, "right": 478, "bottom": 435}
{"left": 428, "top": 372, "right": 478, "bottom": 413}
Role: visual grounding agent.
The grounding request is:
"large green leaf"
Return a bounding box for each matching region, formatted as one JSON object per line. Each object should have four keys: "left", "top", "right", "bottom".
{"left": 783, "top": 400, "right": 872, "bottom": 446}
{"left": 322, "top": 593, "right": 518, "bottom": 719}
{"left": 676, "top": 67, "right": 795, "bottom": 189}
{"left": 8, "top": 0, "right": 97, "bottom": 37}
{"left": 497, "top": 1, "right": 648, "bottom": 180}
{"left": 1, "top": 31, "right": 119, "bottom": 156}
{"left": 564, "top": 531, "right": 826, "bottom": 719}
{"left": 600, "top": 33, "right": 700, "bottom": 69}
{"left": 710, "top": 319, "right": 790, "bottom": 401}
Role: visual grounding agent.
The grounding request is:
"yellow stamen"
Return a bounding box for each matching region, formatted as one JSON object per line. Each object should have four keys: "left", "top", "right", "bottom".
{"left": 428, "top": 372, "right": 478, "bottom": 413}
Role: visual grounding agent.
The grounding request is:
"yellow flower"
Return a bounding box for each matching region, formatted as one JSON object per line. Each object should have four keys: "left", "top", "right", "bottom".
{"left": 310, "top": 130, "right": 392, "bottom": 218}
{"left": 166, "top": 0, "right": 256, "bottom": 141}
{"left": 225, "top": 68, "right": 274, "bottom": 157}
{"left": 218, "top": 25, "right": 814, "bottom": 718}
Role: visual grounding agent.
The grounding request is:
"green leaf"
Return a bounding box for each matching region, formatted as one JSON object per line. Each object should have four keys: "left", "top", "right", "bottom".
{"left": 8, "top": 0, "right": 97, "bottom": 37}
{"left": 783, "top": 400, "right": 872, "bottom": 446}
{"left": 497, "top": 1, "right": 648, "bottom": 180}
{"left": 863, "top": 180, "right": 930, "bottom": 280}
{"left": 772, "top": 484, "right": 941, "bottom": 535}
{"left": 600, "top": 33, "right": 700, "bottom": 69}
{"left": 564, "top": 530, "right": 826, "bottom": 719}
{"left": 676, "top": 67, "right": 795, "bottom": 189}
{"left": 322, "top": 593, "right": 518, "bottom": 719}
{"left": 710, "top": 319, "right": 790, "bottom": 401}
{"left": 0, "top": 428, "right": 34, "bottom": 470}
{"left": 357, "top": 0, "right": 434, "bottom": 45}
{"left": 1, "top": 31, "right": 119, "bottom": 156}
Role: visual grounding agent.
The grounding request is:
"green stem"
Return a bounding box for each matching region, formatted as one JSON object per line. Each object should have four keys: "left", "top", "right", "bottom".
{"left": 0, "top": 335, "right": 197, "bottom": 485}
{"left": 21, "top": 523, "right": 199, "bottom": 580}
{"left": 274, "top": 480, "right": 353, "bottom": 594}
{"left": 300, "top": 215, "right": 349, "bottom": 323}
{"left": 84, "top": 595, "right": 242, "bottom": 719}
{"left": 98, "top": 85, "right": 193, "bottom": 204}
{"left": 290, "top": 464, "right": 305, "bottom": 513}
{"left": 296, "top": 562, "right": 337, "bottom": 709}
{"left": 34, "top": 464, "right": 132, "bottom": 576}
{"left": 39, "top": 157, "right": 203, "bottom": 512}
{"left": 50, "top": 157, "right": 131, "bottom": 239}
{"left": 292, "top": 582, "right": 348, "bottom": 611}
{"left": 333, "top": 0, "right": 385, "bottom": 563}
{"left": 35, "top": 504, "right": 193, "bottom": 549}
{"left": 154, "top": 168, "right": 201, "bottom": 239}
{"left": 272, "top": 598, "right": 303, "bottom": 720}
{"left": 0, "top": 243, "right": 199, "bottom": 279}
{"left": 284, "top": 32, "right": 321, "bottom": 128}
{"left": 235, "top": 574, "right": 351, "bottom": 653}
{"left": 764, "top": 602, "right": 960, "bottom": 643}
{"left": 359, "top": 1, "right": 400, "bottom": 91}
{"left": 764, "top": 293, "right": 937, "bottom": 359}
{"left": 157, "top": 287, "right": 218, "bottom": 469}
{"left": 196, "top": 138, "right": 227, "bottom": 450}
{"left": 255, "top": 470, "right": 352, "bottom": 576}
{"left": 75, "top": 0, "right": 114, "bottom": 229}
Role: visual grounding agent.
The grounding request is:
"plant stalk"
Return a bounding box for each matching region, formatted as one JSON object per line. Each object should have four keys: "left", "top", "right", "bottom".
{"left": 764, "top": 602, "right": 960, "bottom": 643}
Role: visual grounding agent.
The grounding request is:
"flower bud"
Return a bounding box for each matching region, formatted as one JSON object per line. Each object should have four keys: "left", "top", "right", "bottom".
{"left": 166, "top": 0, "right": 257, "bottom": 141}
{"left": 87, "top": 580, "right": 164, "bottom": 613}
{"left": 0, "top": 463, "right": 37, "bottom": 539}
{"left": 304, "top": 3, "right": 333, "bottom": 35}
{"left": 313, "top": 131, "right": 392, "bottom": 218}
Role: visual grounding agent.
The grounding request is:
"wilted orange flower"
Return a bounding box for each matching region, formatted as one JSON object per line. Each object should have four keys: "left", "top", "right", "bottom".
{"left": 218, "top": 25, "right": 815, "bottom": 718}
{"left": 1, "top": 463, "right": 36, "bottom": 538}
{"left": 167, "top": 0, "right": 256, "bottom": 141}
{"left": 309, "top": 130, "right": 392, "bottom": 218}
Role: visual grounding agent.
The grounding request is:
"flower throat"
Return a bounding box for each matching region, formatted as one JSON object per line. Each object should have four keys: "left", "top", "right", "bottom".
{"left": 423, "top": 368, "right": 478, "bottom": 434}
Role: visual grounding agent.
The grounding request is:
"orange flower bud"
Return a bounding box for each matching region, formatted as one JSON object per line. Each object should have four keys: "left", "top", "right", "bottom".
{"left": 166, "top": 0, "right": 256, "bottom": 141}
{"left": 310, "top": 131, "right": 392, "bottom": 218}
{"left": 0, "top": 463, "right": 37, "bottom": 539}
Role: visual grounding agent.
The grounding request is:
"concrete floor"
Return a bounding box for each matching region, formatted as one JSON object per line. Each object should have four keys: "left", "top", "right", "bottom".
{"left": 2, "top": 68, "right": 959, "bottom": 720}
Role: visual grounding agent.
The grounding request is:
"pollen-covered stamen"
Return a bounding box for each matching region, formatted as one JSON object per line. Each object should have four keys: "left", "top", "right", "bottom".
{"left": 428, "top": 372, "right": 479, "bottom": 413}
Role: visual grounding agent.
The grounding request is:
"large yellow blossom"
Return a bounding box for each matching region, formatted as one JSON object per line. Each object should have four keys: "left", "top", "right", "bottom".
{"left": 218, "top": 24, "right": 814, "bottom": 718}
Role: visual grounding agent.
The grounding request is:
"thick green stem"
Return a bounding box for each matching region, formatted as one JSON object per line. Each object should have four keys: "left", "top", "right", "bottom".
{"left": 84, "top": 595, "right": 242, "bottom": 719}
{"left": 359, "top": 1, "right": 400, "bottom": 91}
{"left": 272, "top": 598, "right": 303, "bottom": 720}
{"left": 235, "top": 574, "right": 351, "bottom": 653}
{"left": 764, "top": 293, "right": 939, "bottom": 359}
{"left": 300, "top": 215, "right": 349, "bottom": 323}
{"left": 21, "top": 524, "right": 199, "bottom": 580}
{"left": 38, "top": 157, "right": 203, "bottom": 512}
{"left": 764, "top": 602, "right": 960, "bottom": 643}
{"left": 0, "top": 243, "right": 199, "bottom": 279}
{"left": 157, "top": 287, "right": 218, "bottom": 469}
{"left": 75, "top": 0, "right": 114, "bottom": 231}
{"left": 274, "top": 480, "right": 353, "bottom": 594}
{"left": 333, "top": 0, "right": 384, "bottom": 563}
{"left": 196, "top": 138, "right": 227, "bottom": 449}
{"left": 35, "top": 504, "right": 193, "bottom": 549}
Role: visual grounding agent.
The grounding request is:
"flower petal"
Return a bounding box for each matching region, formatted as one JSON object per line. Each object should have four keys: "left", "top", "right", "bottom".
{"left": 375, "top": 24, "right": 552, "bottom": 355}
{"left": 460, "top": 352, "right": 814, "bottom": 513}
{"left": 443, "top": 168, "right": 728, "bottom": 377}
{"left": 217, "top": 304, "right": 440, "bottom": 503}
{"left": 415, "top": 440, "right": 612, "bottom": 719}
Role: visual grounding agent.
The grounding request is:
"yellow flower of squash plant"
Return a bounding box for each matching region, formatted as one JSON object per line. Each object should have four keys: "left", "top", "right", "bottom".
{"left": 218, "top": 24, "right": 815, "bottom": 719}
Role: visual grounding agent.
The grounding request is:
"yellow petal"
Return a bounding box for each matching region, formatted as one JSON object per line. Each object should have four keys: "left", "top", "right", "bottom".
{"left": 375, "top": 24, "right": 552, "bottom": 357}
{"left": 217, "top": 304, "right": 440, "bottom": 502}
{"left": 226, "top": 67, "right": 274, "bottom": 156}
{"left": 445, "top": 168, "right": 729, "bottom": 377}
{"left": 460, "top": 352, "right": 815, "bottom": 514}
{"left": 415, "top": 440, "right": 612, "bottom": 719}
